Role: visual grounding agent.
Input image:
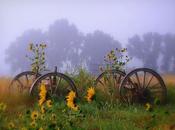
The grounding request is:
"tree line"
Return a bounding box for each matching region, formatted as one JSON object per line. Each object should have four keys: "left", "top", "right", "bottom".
{"left": 5, "top": 19, "right": 175, "bottom": 74}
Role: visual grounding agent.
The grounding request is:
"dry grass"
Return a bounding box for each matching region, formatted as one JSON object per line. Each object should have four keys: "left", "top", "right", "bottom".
{"left": 162, "top": 74, "right": 175, "bottom": 86}
{"left": 0, "top": 74, "right": 174, "bottom": 111}
{"left": 0, "top": 76, "right": 11, "bottom": 98}
{"left": 0, "top": 76, "right": 34, "bottom": 114}
{"left": 0, "top": 74, "right": 174, "bottom": 97}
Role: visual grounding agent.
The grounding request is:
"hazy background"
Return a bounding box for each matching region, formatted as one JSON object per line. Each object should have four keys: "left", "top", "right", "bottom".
{"left": 1, "top": 0, "right": 175, "bottom": 75}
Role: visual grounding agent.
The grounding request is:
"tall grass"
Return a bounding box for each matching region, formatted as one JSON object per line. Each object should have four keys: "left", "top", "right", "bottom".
{"left": 0, "top": 73, "right": 175, "bottom": 130}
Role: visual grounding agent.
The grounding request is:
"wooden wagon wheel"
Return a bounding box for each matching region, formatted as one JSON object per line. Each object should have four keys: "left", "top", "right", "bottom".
{"left": 119, "top": 68, "right": 167, "bottom": 105}
{"left": 95, "top": 69, "right": 126, "bottom": 101}
{"left": 9, "top": 71, "right": 41, "bottom": 94}
{"left": 29, "top": 72, "right": 77, "bottom": 101}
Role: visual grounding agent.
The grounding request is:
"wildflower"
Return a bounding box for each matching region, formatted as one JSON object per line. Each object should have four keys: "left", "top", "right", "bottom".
{"left": 40, "top": 114, "right": 45, "bottom": 120}
{"left": 31, "top": 111, "right": 39, "bottom": 120}
{"left": 39, "top": 127, "right": 44, "bottom": 130}
{"left": 46, "top": 100, "right": 52, "bottom": 108}
{"left": 145, "top": 103, "right": 152, "bottom": 111}
{"left": 30, "top": 121, "right": 37, "bottom": 128}
{"left": 40, "top": 105, "right": 46, "bottom": 114}
{"left": 8, "top": 122, "right": 15, "bottom": 129}
{"left": 28, "top": 43, "right": 33, "bottom": 51}
{"left": 39, "top": 84, "right": 47, "bottom": 106}
{"left": 19, "top": 113, "right": 23, "bottom": 118}
{"left": 0, "top": 102, "right": 7, "bottom": 111}
{"left": 66, "top": 91, "right": 78, "bottom": 111}
{"left": 85, "top": 87, "right": 95, "bottom": 103}
{"left": 40, "top": 43, "right": 47, "bottom": 49}
{"left": 51, "top": 113, "right": 56, "bottom": 121}
{"left": 21, "top": 127, "right": 27, "bottom": 130}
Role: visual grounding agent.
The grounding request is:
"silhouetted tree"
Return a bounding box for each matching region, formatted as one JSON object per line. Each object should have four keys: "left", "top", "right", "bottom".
{"left": 81, "top": 30, "right": 121, "bottom": 73}
{"left": 46, "top": 19, "right": 84, "bottom": 70}
{"left": 127, "top": 32, "right": 162, "bottom": 70}
{"left": 5, "top": 29, "right": 46, "bottom": 73}
{"left": 6, "top": 19, "right": 123, "bottom": 74}
{"left": 161, "top": 33, "right": 175, "bottom": 73}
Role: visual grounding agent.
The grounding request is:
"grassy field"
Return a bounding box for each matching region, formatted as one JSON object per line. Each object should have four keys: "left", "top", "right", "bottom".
{"left": 0, "top": 73, "right": 175, "bottom": 130}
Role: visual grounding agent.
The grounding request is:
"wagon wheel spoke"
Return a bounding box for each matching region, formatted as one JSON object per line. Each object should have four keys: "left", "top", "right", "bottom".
{"left": 145, "top": 75, "right": 154, "bottom": 89}
{"left": 112, "top": 74, "right": 118, "bottom": 88}
{"left": 53, "top": 77, "right": 62, "bottom": 95}
{"left": 135, "top": 72, "right": 141, "bottom": 88}
{"left": 48, "top": 76, "right": 53, "bottom": 94}
{"left": 143, "top": 71, "right": 146, "bottom": 88}
{"left": 9, "top": 71, "right": 40, "bottom": 94}
{"left": 16, "top": 79, "right": 24, "bottom": 89}
{"left": 128, "top": 78, "right": 138, "bottom": 89}
{"left": 95, "top": 70, "right": 125, "bottom": 101}
{"left": 25, "top": 74, "right": 29, "bottom": 86}
{"left": 149, "top": 83, "right": 161, "bottom": 90}
{"left": 30, "top": 72, "right": 77, "bottom": 100}
{"left": 117, "top": 75, "right": 122, "bottom": 84}
{"left": 120, "top": 68, "right": 167, "bottom": 105}
{"left": 98, "top": 79, "right": 105, "bottom": 87}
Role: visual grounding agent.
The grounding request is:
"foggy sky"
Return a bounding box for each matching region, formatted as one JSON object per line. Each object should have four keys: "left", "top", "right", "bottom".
{"left": 0, "top": 0, "right": 175, "bottom": 75}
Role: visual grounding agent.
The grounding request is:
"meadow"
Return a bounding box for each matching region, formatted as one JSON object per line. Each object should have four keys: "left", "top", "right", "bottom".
{"left": 0, "top": 70, "right": 175, "bottom": 130}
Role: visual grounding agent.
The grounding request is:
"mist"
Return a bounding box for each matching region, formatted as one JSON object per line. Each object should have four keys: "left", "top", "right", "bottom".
{"left": 1, "top": 0, "right": 175, "bottom": 75}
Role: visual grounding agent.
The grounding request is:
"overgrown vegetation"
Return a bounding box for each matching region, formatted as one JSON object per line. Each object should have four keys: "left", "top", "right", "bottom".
{"left": 0, "top": 44, "right": 175, "bottom": 130}
{"left": 101, "top": 48, "right": 131, "bottom": 71}
{"left": 26, "top": 43, "right": 47, "bottom": 73}
{"left": 0, "top": 71, "right": 175, "bottom": 130}
{"left": 0, "top": 83, "right": 175, "bottom": 130}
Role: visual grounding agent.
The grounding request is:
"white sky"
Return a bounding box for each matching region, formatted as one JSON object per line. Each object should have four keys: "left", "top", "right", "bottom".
{"left": 0, "top": 0, "right": 175, "bottom": 75}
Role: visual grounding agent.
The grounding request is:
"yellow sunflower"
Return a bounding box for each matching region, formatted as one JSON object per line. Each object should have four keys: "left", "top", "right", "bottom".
{"left": 21, "top": 127, "right": 27, "bottom": 130}
{"left": 50, "top": 113, "right": 56, "bottom": 121}
{"left": 85, "top": 87, "right": 95, "bottom": 103}
{"left": 40, "top": 114, "right": 45, "bottom": 120}
{"left": 46, "top": 100, "right": 52, "bottom": 108}
{"left": 30, "top": 121, "right": 37, "bottom": 128}
{"left": 39, "top": 127, "right": 44, "bottom": 130}
{"left": 8, "top": 122, "right": 15, "bottom": 129}
{"left": 31, "top": 111, "right": 39, "bottom": 120}
{"left": 40, "top": 105, "right": 46, "bottom": 114}
{"left": 145, "top": 103, "right": 152, "bottom": 111}
{"left": 66, "top": 91, "right": 78, "bottom": 111}
{"left": 0, "top": 102, "right": 7, "bottom": 111}
{"left": 39, "top": 84, "right": 47, "bottom": 106}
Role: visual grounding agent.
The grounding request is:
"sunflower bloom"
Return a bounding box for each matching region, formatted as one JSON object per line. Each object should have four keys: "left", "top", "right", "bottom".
{"left": 40, "top": 114, "right": 45, "bottom": 120}
{"left": 39, "top": 84, "right": 47, "bottom": 106}
{"left": 40, "top": 105, "right": 46, "bottom": 114}
{"left": 39, "top": 127, "right": 44, "bottom": 130}
{"left": 31, "top": 111, "right": 39, "bottom": 120}
{"left": 51, "top": 113, "right": 56, "bottom": 121}
{"left": 86, "top": 87, "right": 95, "bottom": 103}
{"left": 0, "top": 102, "right": 7, "bottom": 111}
{"left": 66, "top": 91, "right": 78, "bottom": 111}
{"left": 145, "top": 103, "right": 152, "bottom": 111}
{"left": 30, "top": 121, "right": 37, "bottom": 128}
{"left": 8, "top": 122, "right": 15, "bottom": 129}
{"left": 21, "top": 127, "right": 27, "bottom": 130}
{"left": 46, "top": 100, "right": 52, "bottom": 108}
